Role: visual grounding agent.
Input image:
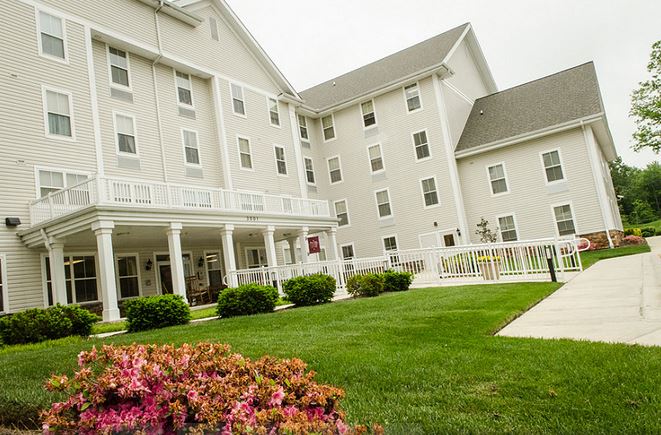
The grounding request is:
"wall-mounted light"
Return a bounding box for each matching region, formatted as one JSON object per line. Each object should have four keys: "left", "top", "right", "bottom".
{"left": 198, "top": 257, "right": 205, "bottom": 268}
{"left": 5, "top": 217, "right": 21, "bottom": 227}
{"left": 145, "top": 258, "right": 153, "bottom": 271}
{"left": 456, "top": 228, "right": 462, "bottom": 237}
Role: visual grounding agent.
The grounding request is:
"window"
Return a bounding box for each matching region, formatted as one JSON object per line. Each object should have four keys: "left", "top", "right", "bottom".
{"left": 231, "top": 84, "right": 245, "bottom": 115}
{"left": 274, "top": 145, "right": 287, "bottom": 175}
{"left": 341, "top": 244, "right": 355, "bottom": 259}
{"left": 404, "top": 83, "right": 422, "bottom": 112}
{"left": 206, "top": 252, "right": 223, "bottom": 291}
{"left": 304, "top": 157, "right": 316, "bottom": 184}
{"left": 114, "top": 112, "right": 137, "bottom": 155}
{"left": 108, "top": 47, "right": 130, "bottom": 88}
{"left": 367, "top": 144, "right": 384, "bottom": 173}
{"left": 43, "top": 88, "right": 73, "bottom": 138}
{"left": 37, "top": 169, "right": 87, "bottom": 198}
{"left": 0, "top": 254, "right": 6, "bottom": 313}
{"left": 334, "top": 200, "right": 349, "bottom": 227}
{"left": 116, "top": 255, "right": 140, "bottom": 299}
{"left": 175, "top": 71, "right": 193, "bottom": 107}
{"left": 413, "top": 130, "right": 430, "bottom": 160}
{"left": 487, "top": 163, "right": 508, "bottom": 195}
{"left": 542, "top": 150, "right": 565, "bottom": 183}
{"left": 322, "top": 115, "right": 335, "bottom": 141}
{"left": 420, "top": 177, "right": 439, "bottom": 207}
{"left": 182, "top": 129, "right": 200, "bottom": 165}
{"left": 238, "top": 137, "right": 252, "bottom": 169}
{"left": 38, "top": 11, "right": 66, "bottom": 60}
{"left": 361, "top": 100, "right": 376, "bottom": 128}
{"left": 327, "top": 156, "right": 342, "bottom": 184}
{"left": 209, "top": 17, "right": 219, "bottom": 41}
{"left": 498, "top": 215, "right": 518, "bottom": 242}
{"left": 268, "top": 98, "right": 280, "bottom": 127}
{"left": 46, "top": 255, "right": 98, "bottom": 305}
{"left": 383, "top": 236, "right": 398, "bottom": 252}
{"left": 553, "top": 204, "right": 576, "bottom": 236}
{"left": 375, "top": 189, "right": 392, "bottom": 218}
{"left": 298, "top": 114, "right": 309, "bottom": 142}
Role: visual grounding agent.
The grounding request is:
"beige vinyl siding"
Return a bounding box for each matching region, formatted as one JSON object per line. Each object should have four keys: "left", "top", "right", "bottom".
{"left": 444, "top": 39, "right": 489, "bottom": 101}
{"left": 442, "top": 84, "right": 473, "bottom": 147}
{"left": 458, "top": 128, "right": 606, "bottom": 242}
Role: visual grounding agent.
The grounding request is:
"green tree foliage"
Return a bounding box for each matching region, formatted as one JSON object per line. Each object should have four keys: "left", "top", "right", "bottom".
{"left": 630, "top": 41, "right": 661, "bottom": 154}
{"left": 609, "top": 158, "right": 661, "bottom": 224}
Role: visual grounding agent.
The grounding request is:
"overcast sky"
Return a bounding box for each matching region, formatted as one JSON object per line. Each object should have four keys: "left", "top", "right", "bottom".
{"left": 226, "top": 0, "right": 660, "bottom": 168}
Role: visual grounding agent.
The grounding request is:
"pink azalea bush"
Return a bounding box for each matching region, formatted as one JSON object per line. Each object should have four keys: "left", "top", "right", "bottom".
{"left": 42, "top": 343, "right": 382, "bottom": 434}
{"left": 621, "top": 235, "right": 646, "bottom": 246}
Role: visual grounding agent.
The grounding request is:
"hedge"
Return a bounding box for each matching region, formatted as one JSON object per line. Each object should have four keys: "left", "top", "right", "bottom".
{"left": 217, "top": 284, "right": 278, "bottom": 318}
{"left": 124, "top": 295, "right": 191, "bottom": 333}
{"left": 283, "top": 274, "right": 336, "bottom": 306}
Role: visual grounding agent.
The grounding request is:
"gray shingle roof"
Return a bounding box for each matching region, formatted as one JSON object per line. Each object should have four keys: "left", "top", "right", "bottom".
{"left": 300, "top": 24, "right": 469, "bottom": 111}
{"left": 456, "top": 62, "right": 604, "bottom": 153}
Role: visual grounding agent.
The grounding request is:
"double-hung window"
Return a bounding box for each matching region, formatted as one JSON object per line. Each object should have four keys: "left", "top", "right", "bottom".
{"left": 488, "top": 163, "right": 508, "bottom": 195}
{"left": 498, "top": 215, "right": 518, "bottom": 242}
{"left": 375, "top": 189, "right": 393, "bottom": 218}
{"left": 421, "top": 177, "right": 439, "bottom": 207}
{"left": 37, "top": 169, "right": 88, "bottom": 199}
{"left": 413, "top": 130, "right": 430, "bottom": 160}
{"left": 334, "top": 200, "right": 349, "bottom": 227}
{"left": 367, "top": 144, "right": 384, "bottom": 173}
{"left": 341, "top": 244, "right": 355, "bottom": 260}
{"left": 304, "top": 158, "right": 316, "bottom": 184}
{"left": 361, "top": 100, "right": 377, "bottom": 128}
{"left": 404, "top": 83, "right": 422, "bottom": 112}
{"left": 298, "top": 114, "right": 309, "bottom": 143}
{"left": 108, "top": 47, "right": 130, "bottom": 88}
{"left": 322, "top": 115, "right": 335, "bottom": 141}
{"left": 182, "top": 129, "right": 200, "bottom": 165}
{"left": 268, "top": 98, "right": 280, "bottom": 127}
{"left": 0, "top": 254, "right": 6, "bottom": 313}
{"left": 175, "top": 71, "right": 193, "bottom": 107}
{"left": 116, "top": 255, "right": 140, "bottom": 299}
{"left": 38, "top": 11, "right": 66, "bottom": 60}
{"left": 553, "top": 204, "right": 576, "bottom": 236}
{"left": 43, "top": 88, "right": 73, "bottom": 139}
{"left": 542, "top": 150, "right": 565, "bottom": 183}
{"left": 327, "top": 156, "right": 342, "bottom": 184}
{"left": 231, "top": 84, "right": 245, "bottom": 115}
{"left": 383, "top": 236, "right": 398, "bottom": 252}
{"left": 274, "top": 145, "right": 287, "bottom": 175}
{"left": 44, "top": 255, "right": 98, "bottom": 305}
{"left": 114, "top": 113, "right": 137, "bottom": 156}
{"left": 238, "top": 137, "right": 252, "bottom": 169}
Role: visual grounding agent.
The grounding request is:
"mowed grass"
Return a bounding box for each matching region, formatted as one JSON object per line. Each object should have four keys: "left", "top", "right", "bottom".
{"left": 625, "top": 219, "right": 661, "bottom": 231}
{"left": 3, "top": 283, "right": 661, "bottom": 433}
{"left": 580, "top": 244, "right": 651, "bottom": 269}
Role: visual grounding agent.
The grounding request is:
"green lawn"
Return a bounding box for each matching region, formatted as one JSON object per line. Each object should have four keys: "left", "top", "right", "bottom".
{"left": 3, "top": 283, "right": 661, "bottom": 433}
{"left": 625, "top": 219, "right": 661, "bottom": 231}
{"left": 580, "top": 244, "right": 651, "bottom": 269}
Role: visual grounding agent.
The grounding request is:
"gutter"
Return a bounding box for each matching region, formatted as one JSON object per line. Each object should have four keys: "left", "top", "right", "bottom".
{"left": 136, "top": 0, "right": 202, "bottom": 26}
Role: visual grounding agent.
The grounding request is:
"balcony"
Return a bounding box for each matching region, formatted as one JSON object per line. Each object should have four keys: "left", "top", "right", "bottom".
{"left": 29, "top": 176, "right": 332, "bottom": 226}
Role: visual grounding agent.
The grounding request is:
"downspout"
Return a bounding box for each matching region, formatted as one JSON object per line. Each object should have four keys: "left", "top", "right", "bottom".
{"left": 153, "top": 1, "right": 169, "bottom": 183}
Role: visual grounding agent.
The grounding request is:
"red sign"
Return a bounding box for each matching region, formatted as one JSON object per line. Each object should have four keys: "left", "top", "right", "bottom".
{"left": 307, "top": 236, "right": 321, "bottom": 254}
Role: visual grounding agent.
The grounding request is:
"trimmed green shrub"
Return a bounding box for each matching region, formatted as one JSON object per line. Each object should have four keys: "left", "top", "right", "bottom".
{"left": 641, "top": 227, "right": 656, "bottom": 238}
{"left": 624, "top": 228, "right": 642, "bottom": 237}
{"left": 381, "top": 270, "right": 414, "bottom": 292}
{"left": 0, "top": 305, "right": 99, "bottom": 345}
{"left": 283, "top": 274, "right": 336, "bottom": 306}
{"left": 125, "top": 295, "right": 191, "bottom": 333}
{"left": 346, "top": 273, "right": 384, "bottom": 297}
{"left": 217, "top": 284, "right": 278, "bottom": 318}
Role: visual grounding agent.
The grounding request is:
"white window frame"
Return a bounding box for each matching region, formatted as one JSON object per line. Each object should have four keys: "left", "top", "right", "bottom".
{"left": 174, "top": 70, "right": 195, "bottom": 109}
{"left": 204, "top": 250, "right": 224, "bottom": 287}
{"left": 298, "top": 114, "right": 309, "bottom": 143}
{"left": 327, "top": 155, "right": 343, "bottom": 185}
{"left": 321, "top": 114, "right": 336, "bottom": 143}
{"left": 181, "top": 128, "right": 202, "bottom": 167}
{"left": 274, "top": 145, "right": 288, "bottom": 176}
{"left": 340, "top": 243, "right": 356, "bottom": 260}
{"left": 112, "top": 110, "right": 139, "bottom": 158}
{"left": 419, "top": 176, "right": 440, "bottom": 209}
{"left": 36, "top": 8, "right": 68, "bottom": 64}
{"left": 106, "top": 45, "right": 132, "bottom": 91}
{"left": 237, "top": 135, "right": 253, "bottom": 171}
{"left": 208, "top": 16, "right": 219, "bottom": 41}
{"left": 0, "top": 253, "right": 8, "bottom": 314}
{"left": 540, "top": 148, "right": 567, "bottom": 185}
{"left": 41, "top": 252, "right": 100, "bottom": 306}
{"left": 486, "top": 162, "right": 510, "bottom": 197}
{"left": 412, "top": 129, "right": 432, "bottom": 162}
{"left": 334, "top": 199, "right": 350, "bottom": 228}
{"left": 42, "top": 85, "right": 76, "bottom": 142}
{"left": 33, "top": 166, "right": 91, "bottom": 199}
{"left": 367, "top": 143, "right": 385, "bottom": 174}
{"left": 268, "top": 97, "right": 281, "bottom": 128}
{"left": 374, "top": 188, "right": 394, "bottom": 220}
{"left": 361, "top": 99, "right": 377, "bottom": 129}
{"left": 403, "top": 82, "right": 423, "bottom": 114}
{"left": 230, "top": 83, "right": 246, "bottom": 117}
{"left": 304, "top": 157, "right": 316, "bottom": 185}
{"left": 551, "top": 201, "right": 578, "bottom": 238}
{"left": 382, "top": 234, "right": 399, "bottom": 253}
{"left": 496, "top": 213, "right": 519, "bottom": 242}
{"left": 115, "top": 253, "right": 142, "bottom": 300}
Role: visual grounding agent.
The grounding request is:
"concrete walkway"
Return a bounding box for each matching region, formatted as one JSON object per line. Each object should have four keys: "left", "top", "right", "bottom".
{"left": 498, "top": 236, "right": 661, "bottom": 346}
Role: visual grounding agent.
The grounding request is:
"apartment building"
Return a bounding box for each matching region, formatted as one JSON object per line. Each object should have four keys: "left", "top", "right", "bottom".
{"left": 0, "top": 0, "right": 622, "bottom": 320}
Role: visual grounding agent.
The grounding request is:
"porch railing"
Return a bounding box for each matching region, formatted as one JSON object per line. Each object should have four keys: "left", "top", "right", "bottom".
{"left": 29, "top": 176, "right": 332, "bottom": 225}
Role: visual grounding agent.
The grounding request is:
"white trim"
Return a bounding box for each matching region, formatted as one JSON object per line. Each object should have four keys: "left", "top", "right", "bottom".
{"left": 442, "top": 80, "right": 474, "bottom": 105}
{"left": 114, "top": 253, "right": 143, "bottom": 300}
{"left": 84, "top": 26, "right": 105, "bottom": 176}
{"left": 0, "top": 253, "right": 8, "bottom": 314}
{"left": 485, "top": 161, "right": 510, "bottom": 197}
{"left": 297, "top": 113, "right": 310, "bottom": 142}
{"left": 412, "top": 129, "right": 432, "bottom": 162}
{"left": 212, "top": 76, "right": 233, "bottom": 190}
{"left": 321, "top": 113, "right": 337, "bottom": 143}
{"left": 366, "top": 143, "right": 386, "bottom": 175}
{"left": 333, "top": 198, "right": 350, "bottom": 228}
{"left": 229, "top": 82, "right": 247, "bottom": 118}
{"left": 403, "top": 82, "right": 424, "bottom": 114}
{"left": 326, "top": 155, "right": 343, "bottom": 185}
{"left": 287, "top": 105, "right": 308, "bottom": 198}
{"left": 303, "top": 157, "right": 316, "bottom": 186}
{"left": 236, "top": 134, "right": 254, "bottom": 171}
{"left": 495, "top": 212, "right": 519, "bottom": 242}
{"left": 153, "top": 251, "right": 193, "bottom": 295}
{"left": 419, "top": 176, "right": 441, "bottom": 209}
{"left": 539, "top": 148, "right": 567, "bottom": 186}
{"left": 550, "top": 201, "right": 578, "bottom": 238}
{"left": 174, "top": 69, "right": 196, "bottom": 110}
{"left": 181, "top": 128, "right": 202, "bottom": 167}
{"left": 33, "top": 165, "right": 91, "bottom": 199}
{"left": 203, "top": 249, "right": 224, "bottom": 287}
{"left": 41, "top": 252, "right": 101, "bottom": 306}
{"left": 267, "top": 97, "right": 281, "bottom": 128}
{"left": 340, "top": 242, "right": 356, "bottom": 259}
{"left": 106, "top": 44, "right": 132, "bottom": 92}
{"left": 273, "top": 144, "right": 288, "bottom": 177}
{"left": 244, "top": 246, "right": 268, "bottom": 268}
{"left": 374, "top": 187, "right": 394, "bottom": 220}
{"left": 112, "top": 110, "right": 140, "bottom": 158}
{"left": 360, "top": 99, "right": 378, "bottom": 130}
{"left": 381, "top": 234, "right": 399, "bottom": 253}
{"left": 35, "top": 7, "right": 69, "bottom": 65}
{"left": 41, "top": 85, "right": 76, "bottom": 142}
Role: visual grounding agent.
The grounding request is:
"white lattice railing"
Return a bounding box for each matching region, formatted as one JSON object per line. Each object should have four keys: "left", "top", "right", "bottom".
{"left": 29, "top": 176, "right": 332, "bottom": 225}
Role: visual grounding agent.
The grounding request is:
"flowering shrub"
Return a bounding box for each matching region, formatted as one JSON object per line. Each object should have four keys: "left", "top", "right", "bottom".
{"left": 477, "top": 256, "right": 502, "bottom": 262}
{"left": 624, "top": 228, "right": 643, "bottom": 237}
{"left": 42, "top": 343, "right": 380, "bottom": 434}
{"left": 621, "top": 235, "right": 646, "bottom": 246}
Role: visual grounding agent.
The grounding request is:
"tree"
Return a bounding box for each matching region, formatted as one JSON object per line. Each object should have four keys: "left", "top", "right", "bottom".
{"left": 630, "top": 199, "right": 657, "bottom": 224}
{"left": 475, "top": 218, "right": 498, "bottom": 243}
{"left": 635, "top": 161, "right": 661, "bottom": 216}
{"left": 609, "top": 157, "right": 640, "bottom": 216}
{"left": 630, "top": 41, "right": 661, "bottom": 154}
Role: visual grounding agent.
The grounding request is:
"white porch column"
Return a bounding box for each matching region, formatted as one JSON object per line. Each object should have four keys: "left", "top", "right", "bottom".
{"left": 287, "top": 238, "right": 297, "bottom": 263}
{"left": 91, "top": 221, "right": 120, "bottom": 322}
{"left": 298, "top": 227, "right": 309, "bottom": 264}
{"left": 221, "top": 225, "right": 238, "bottom": 287}
{"left": 49, "top": 241, "right": 68, "bottom": 305}
{"left": 262, "top": 225, "right": 278, "bottom": 267}
{"left": 166, "top": 223, "right": 188, "bottom": 303}
{"left": 325, "top": 227, "right": 339, "bottom": 260}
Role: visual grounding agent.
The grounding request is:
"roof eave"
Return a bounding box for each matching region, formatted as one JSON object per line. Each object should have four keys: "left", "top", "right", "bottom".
{"left": 136, "top": 0, "right": 203, "bottom": 26}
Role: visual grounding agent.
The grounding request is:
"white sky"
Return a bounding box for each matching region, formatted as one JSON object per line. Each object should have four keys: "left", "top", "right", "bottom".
{"left": 226, "top": 0, "right": 660, "bottom": 168}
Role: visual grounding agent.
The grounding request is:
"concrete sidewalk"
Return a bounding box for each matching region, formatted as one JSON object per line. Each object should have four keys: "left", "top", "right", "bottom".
{"left": 498, "top": 236, "right": 661, "bottom": 346}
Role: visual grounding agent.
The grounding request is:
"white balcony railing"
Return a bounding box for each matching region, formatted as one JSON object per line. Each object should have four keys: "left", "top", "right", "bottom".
{"left": 29, "top": 176, "right": 332, "bottom": 225}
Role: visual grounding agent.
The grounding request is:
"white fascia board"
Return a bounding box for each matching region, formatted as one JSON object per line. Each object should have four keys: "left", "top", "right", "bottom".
{"left": 135, "top": 0, "right": 203, "bottom": 26}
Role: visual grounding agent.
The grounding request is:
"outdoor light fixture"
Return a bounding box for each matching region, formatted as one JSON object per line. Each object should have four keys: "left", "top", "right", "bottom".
{"left": 5, "top": 217, "right": 21, "bottom": 227}
{"left": 456, "top": 228, "right": 462, "bottom": 237}
{"left": 198, "top": 257, "right": 205, "bottom": 268}
{"left": 145, "top": 258, "right": 153, "bottom": 271}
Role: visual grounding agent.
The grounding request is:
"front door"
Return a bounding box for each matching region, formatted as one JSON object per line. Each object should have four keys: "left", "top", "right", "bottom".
{"left": 158, "top": 262, "right": 173, "bottom": 294}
